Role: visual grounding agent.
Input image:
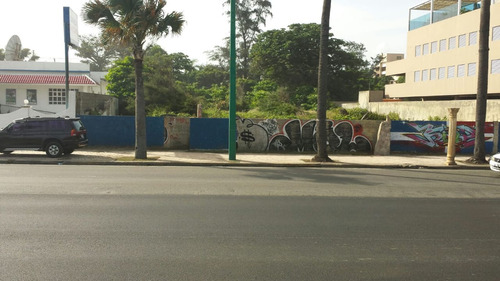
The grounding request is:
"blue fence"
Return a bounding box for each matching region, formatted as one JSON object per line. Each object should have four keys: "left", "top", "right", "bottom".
{"left": 79, "top": 116, "right": 165, "bottom": 147}
{"left": 189, "top": 118, "right": 228, "bottom": 150}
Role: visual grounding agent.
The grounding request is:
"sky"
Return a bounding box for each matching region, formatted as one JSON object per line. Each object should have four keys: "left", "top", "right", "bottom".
{"left": 0, "top": 0, "right": 424, "bottom": 65}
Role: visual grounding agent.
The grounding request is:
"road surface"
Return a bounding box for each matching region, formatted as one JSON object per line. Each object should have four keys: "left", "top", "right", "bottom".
{"left": 1, "top": 165, "right": 499, "bottom": 280}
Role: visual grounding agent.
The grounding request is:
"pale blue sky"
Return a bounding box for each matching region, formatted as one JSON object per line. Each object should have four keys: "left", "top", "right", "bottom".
{"left": 0, "top": 0, "right": 423, "bottom": 64}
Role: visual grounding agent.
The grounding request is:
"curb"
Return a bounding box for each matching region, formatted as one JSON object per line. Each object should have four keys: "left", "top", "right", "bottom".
{"left": 0, "top": 158, "right": 490, "bottom": 169}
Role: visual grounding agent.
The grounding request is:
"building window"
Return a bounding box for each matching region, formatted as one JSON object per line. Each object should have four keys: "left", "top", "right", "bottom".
{"left": 27, "top": 89, "right": 37, "bottom": 105}
{"left": 468, "top": 63, "right": 477, "bottom": 76}
{"left": 449, "top": 37, "right": 456, "bottom": 50}
{"left": 431, "top": 41, "right": 438, "bottom": 54}
{"left": 422, "top": 69, "right": 429, "bottom": 81}
{"left": 439, "top": 39, "right": 447, "bottom": 52}
{"left": 422, "top": 43, "right": 430, "bottom": 55}
{"left": 49, "top": 88, "right": 66, "bottom": 105}
{"left": 448, "top": 66, "right": 455, "bottom": 78}
{"left": 458, "top": 34, "right": 467, "bottom": 48}
{"left": 457, "top": 64, "right": 466, "bottom": 77}
{"left": 415, "top": 45, "right": 421, "bottom": 57}
{"left": 414, "top": 70, "right": 421, "bottom": 82}
{"left": 493, "top": 26, "right": 500, "bottom": 41}
{"left": 469, "top": 31, "right": 478, "bottom": 45}
{"left": 430, "top": 68, "right": 437, "bottom": 80}
{"left": 438, "top": 67, "right": 446, "bottom": 79}
{"left": 6, "top": 89, "right": 16, "bottom": 105}
{"left": 492, "top": 59, "right": 500, "bottom": 74}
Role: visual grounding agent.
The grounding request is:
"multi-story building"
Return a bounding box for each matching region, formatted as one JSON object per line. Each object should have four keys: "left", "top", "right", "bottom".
{"left": 374, "top": 53, "right": 404, "bottom": 77}
{"left": 386, "top": 0, "right": 500, "bottom": 100}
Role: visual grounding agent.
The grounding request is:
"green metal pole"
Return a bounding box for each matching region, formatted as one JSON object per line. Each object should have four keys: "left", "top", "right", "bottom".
{"left": 228, "top": 0, "right": 237, "bottom": 160}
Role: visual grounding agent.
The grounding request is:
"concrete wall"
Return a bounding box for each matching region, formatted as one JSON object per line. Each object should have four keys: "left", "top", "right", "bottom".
{"left": 76, "top": 92, "right": 118, "bottom": 116}
{"left": 64, "top": 116, "right": 500, "bottom": 155}
{"left": 166, "top": 117, "right": 499, "bottom": 155}
{"left": 164, "top": 116, "right": 191, "bottom": 150}
{"left": 391, "top": 121, "right": 500, "bottom": 154}
{"left": 358, "top": 91, "right": 384, "bottom": 109}
{"left": 344, "top": 99, "right": 500, "bottom": 122}
{"left": 180, "top": 117, "right": 382, "bottom": 154}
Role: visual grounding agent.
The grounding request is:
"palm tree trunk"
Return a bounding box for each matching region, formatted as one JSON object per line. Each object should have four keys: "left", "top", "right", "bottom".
{"left": 312, "top": 0, "right": 333, "bottom": 163}
{"left": 134, "top": 56, "right": 148, "bottom": 159}
{"left": 468, "top": 0, "right": 490, "bottom": 164}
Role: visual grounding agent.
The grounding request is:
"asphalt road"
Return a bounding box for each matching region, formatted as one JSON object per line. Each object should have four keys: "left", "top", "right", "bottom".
{"left": 1, "top": 165, "right": 499, "bottom": 280}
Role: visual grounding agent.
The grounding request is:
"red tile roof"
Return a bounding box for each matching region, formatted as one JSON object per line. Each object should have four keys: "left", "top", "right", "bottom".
{"left": 0, "top": 75, "right": 97, "bottom": 85}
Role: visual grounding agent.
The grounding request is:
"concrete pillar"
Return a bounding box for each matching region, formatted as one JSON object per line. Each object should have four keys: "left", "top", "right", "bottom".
{"left": 374, "top": 116, "right": 391, "bottom": 156}
{"left": 493, "top": 121, "right": 499, "bottom": 154}
{"left": 446, "top": 108, "right": 460, "bottom": 166}
{"left": 197, "top": 104, "right": 203, "bottom": 118}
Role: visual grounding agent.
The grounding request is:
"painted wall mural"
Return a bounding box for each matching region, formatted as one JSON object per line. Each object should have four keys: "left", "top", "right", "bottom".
{"left": 391, "top": 121, "right": 495, "bottom": 154}
{"left": 236, "top": 117, "right": 373, "bottom": 153}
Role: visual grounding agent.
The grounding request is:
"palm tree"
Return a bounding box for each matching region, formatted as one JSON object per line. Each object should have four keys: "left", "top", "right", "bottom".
{"left": 312, "top": 0, "right": 333, "bottom": 163}
{"left": 83, "top": 0, "right": 184, "bottom": 159}
{"left": 468, "top": 0, "right": 491, "bottom": 164}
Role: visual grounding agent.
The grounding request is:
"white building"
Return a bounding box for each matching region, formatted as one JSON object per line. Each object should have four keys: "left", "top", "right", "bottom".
{"left": 386, "top": 0, "right": 500, "bottom": 100}
{"left": 0, "top": 61, "right": 107, "bottom": 114}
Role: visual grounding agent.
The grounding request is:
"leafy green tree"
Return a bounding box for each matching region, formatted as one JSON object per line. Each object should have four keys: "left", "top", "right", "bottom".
{"left": 357, "top": 54, "right": 394, "bottom": 91}
{"left": 105, "top": 56, "right": 136, "bottom": 115}
{"left": 246, "top": 79, "right": 278, "bottom": 108}
{"left": 195, "top": 64, "right": 229, "bottom": 88}
{"left": 217, "top": 0, "right": 272, "bottom": 78}
{"left": 83, "top": 0, "right": 184, "bottom": 159}
{"left": 168, "top": 52, "right": 195, "bottom": 83}
{"left": 143, "top": 49, "right": 187, "bottom": 115}
{"left": 76, "top": 35, "right": 129, "bottom": 71}
{"left": 0, "top": 49, "right": 4, "bottom": 60}
{"left": 251, "top": 23, "right": 367, "bottom": 102}
{"left": 18, "top": 48, "right": 39, "bottom": 61}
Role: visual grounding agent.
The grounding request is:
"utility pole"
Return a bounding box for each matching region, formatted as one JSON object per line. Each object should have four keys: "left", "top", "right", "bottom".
{"left": 228, "top": 0, "right": 237, "bottom": 160}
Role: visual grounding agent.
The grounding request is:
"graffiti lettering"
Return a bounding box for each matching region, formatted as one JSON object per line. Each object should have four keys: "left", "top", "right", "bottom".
{"left": 391, "top": 121, "right": 495, "bottom": 154}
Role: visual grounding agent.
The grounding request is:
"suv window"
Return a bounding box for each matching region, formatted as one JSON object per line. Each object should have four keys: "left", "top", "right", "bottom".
{"left": 72, "top": 120, "right": 84, "bottom": 131}
{"left": 48, "top": 120, "right": 70, "bottom": 131}
{"left": 25, "top": 121, "right": 47, "bottom": 132}
{"left": 10, "top": 123, "right": 25, "bottom": 133}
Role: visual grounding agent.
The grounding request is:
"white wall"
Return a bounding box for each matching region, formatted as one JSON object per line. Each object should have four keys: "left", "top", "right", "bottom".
{"left": 344, "top": 99, "right": 500, "bottom": 122}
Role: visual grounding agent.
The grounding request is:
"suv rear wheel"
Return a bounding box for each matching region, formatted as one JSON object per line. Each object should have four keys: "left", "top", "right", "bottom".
{"left": 45, "top": 142, "right": 63, "bottom": 158}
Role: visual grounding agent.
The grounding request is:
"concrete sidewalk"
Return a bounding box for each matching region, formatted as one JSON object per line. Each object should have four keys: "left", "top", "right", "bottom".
{"left": 0, "top": 147, "right": 492, "bottom": 169}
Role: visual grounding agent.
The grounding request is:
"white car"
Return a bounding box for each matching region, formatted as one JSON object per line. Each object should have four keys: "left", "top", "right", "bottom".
{"left": 490, "top": 153, "right": 500, "bottom": 172}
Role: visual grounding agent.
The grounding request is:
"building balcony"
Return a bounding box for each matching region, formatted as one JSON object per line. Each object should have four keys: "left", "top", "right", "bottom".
{"left": 409, "top": 0, "right": 482, "bottom": 31}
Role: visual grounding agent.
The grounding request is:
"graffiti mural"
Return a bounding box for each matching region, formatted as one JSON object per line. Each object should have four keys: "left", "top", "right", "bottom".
{"left": 391, "top": 121, "right": 495, "bottom": 154}
{"left": 236, "top": 118, "right": 270, "bottom": 152}
{"left": 236, "top": 117, "right": 373, "bottom": 153}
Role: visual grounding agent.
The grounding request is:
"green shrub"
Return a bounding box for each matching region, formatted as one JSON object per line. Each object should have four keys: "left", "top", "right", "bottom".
{"left": 428, "top": 115, "right": 447, "bottom": 121}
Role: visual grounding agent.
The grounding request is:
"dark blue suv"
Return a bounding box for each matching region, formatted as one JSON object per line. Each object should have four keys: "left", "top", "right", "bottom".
{"left": 0, "top": 117, "right": 88, "bottom": 158}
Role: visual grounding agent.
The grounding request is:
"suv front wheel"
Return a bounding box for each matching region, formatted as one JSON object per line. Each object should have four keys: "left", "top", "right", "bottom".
{"left": 45, "top": 142, "right": 63, "bottom": 158}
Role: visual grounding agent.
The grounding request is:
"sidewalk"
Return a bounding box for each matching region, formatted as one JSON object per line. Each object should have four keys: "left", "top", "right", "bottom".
{"left": 0, "top": 146, "right": 492, "bottom": 169}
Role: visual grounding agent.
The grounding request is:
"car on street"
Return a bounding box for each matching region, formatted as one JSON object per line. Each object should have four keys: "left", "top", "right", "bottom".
{"left": 0, "top": 117, "right": 88, "bottom": 158}
{"left": 490, "top": 153, "right": 500, "bottom": 172}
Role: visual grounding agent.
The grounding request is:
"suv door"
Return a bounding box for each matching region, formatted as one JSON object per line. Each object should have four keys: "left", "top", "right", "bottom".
{"left": 23, "top": 120, "right": 47, "bottom": 148}
{"left": 1, "top": 122, "right": 29, "bottom": 148}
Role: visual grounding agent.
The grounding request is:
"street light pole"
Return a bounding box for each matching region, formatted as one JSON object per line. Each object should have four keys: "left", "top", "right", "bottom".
{"left": 228, "top": 0, "right": 237, "bottom": 160}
